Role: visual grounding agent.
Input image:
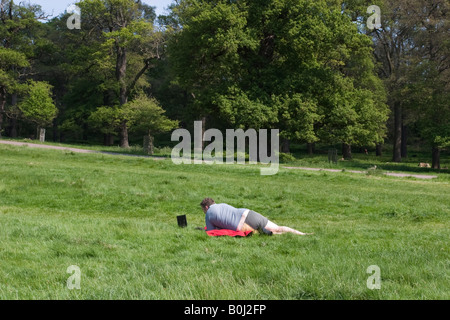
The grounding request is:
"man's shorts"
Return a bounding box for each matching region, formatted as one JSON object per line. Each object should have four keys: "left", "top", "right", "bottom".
{"left": 244, "top": 210, "right": 272, "bottom": 235}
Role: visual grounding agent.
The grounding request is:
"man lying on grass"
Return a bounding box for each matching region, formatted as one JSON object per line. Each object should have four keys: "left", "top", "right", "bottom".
{"left": 200, "top": 198, "right": 313, "bottom": 236}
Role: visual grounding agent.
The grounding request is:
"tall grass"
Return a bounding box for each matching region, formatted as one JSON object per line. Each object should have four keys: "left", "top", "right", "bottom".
{"left": 0, "top": 143, "right": 448, "bottom": 299}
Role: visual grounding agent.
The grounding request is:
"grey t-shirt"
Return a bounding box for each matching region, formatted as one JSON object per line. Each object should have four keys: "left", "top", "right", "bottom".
{"left": 205, "top": 203, "right": 246, "bottom": 231}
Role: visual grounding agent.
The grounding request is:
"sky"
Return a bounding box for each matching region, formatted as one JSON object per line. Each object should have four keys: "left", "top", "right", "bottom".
{"left": 30, "top": 0, "right": 175, "bottom": 18}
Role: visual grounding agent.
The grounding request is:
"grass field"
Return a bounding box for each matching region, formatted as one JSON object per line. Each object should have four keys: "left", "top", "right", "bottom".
{"left": 0, "top": 142, "right": 449, "bottom": 299}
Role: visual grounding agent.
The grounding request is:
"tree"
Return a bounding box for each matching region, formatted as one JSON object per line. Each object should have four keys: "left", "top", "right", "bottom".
{"left": 18, "top": 80, "right": 57, "bottom": 141}
{"left": 32, "top": 12, "right": 99, "bottom": 143}
{"left": 168, "top": 0, "right": 388, "bottom": 158}
{"left": 340, "top": 0, "right": 449, "bottom": 164}
{"left": 360, "top": 0, "right": 449, "bottom": 165}
{"left": 401, "top": 0, "right": 450, "bottom": 169}
{"left": 275, "top": 94, "right": 322, "bottom": 151}
{"left": 374, "top": 0, "right": 419, "bottom": 163}
{"left": 349, "top": 0, "right": 423, "bottom": 162}
{"left": 88, "top": 105, "right": 122, "bottom": 143}
{"left": 0, "top": 47, "right": 29, "bottom": 136}
{"left": 125, "top": 94, "right": 179, "bottom": 154}
{"left": 0, "top": 0, "right": 45, "bottom": 137}
{"left": 88, "top": 94, "right": 179, "bottom": 153}
{"left": 77, "top": 0, "right": 163, "bottom": 148}
{"left": 168, "top": 0, "right": 258, "bottom": 131}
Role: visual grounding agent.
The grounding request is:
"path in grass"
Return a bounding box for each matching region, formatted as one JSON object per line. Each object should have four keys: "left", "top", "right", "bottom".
{"left": 0, "top": 139, "right": 438, "bottom": 179}
{"left": 0, "top": 139, "right": 166, "bottom": 160}
{"left": 283, "top": 166, "right": 439, "bottom": 179}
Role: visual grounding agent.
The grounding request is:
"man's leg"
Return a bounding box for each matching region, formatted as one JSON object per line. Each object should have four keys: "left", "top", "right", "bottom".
{"left": 240, "top": 223, "right": 255, "bottom": 233}
{"left": 264, "top": 221, "right": 312, "bottom": 235}
{"left": 244, "top": 211, "right": 271, "bottom": 235}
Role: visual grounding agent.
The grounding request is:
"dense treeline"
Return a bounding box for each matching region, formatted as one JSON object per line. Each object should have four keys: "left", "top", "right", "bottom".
{"left": 0, "top": 0, "right": 448, "bottom": 167}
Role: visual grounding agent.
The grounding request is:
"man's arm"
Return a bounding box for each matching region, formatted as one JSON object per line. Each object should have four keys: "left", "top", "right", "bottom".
{"left": 205, "top": 215, "right": 217, "bottom": 231}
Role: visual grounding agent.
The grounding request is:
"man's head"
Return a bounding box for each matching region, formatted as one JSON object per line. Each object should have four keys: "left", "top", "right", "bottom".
{"left": 200, "top": 198, "right": 215, "bottom": 213}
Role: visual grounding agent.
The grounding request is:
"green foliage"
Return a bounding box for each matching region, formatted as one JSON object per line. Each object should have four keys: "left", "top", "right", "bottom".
{"left": 88, "top": 94, "right": 179, "bottom": 137}
{"left": 278, "top": 152, "right": 296, "bottom": 163}
{"left": 0, "top": 0, "right": 446, "bottom": 166}
{"left": 434, "top": 136, "right": 450, "bottom": 149}
{"left": 169, "top": 0, "right": 254, "bottom": 120}
{"left": 0, "top": 47, "right": 29, "bottom": 91}
{"left": 77, "top": 0, "right": 160, "bottom": 100}
{"left": 88, "top": 106, "right": 122, "bottom": 136}
{"left": 276, "top": 94, "right": 322, "bottom": 143}
{"left": 124, "top": 94, "right": 179, "bottom": 135}
{"left": 169, "top": 0, "right": 389, "bottom": 147}
{"left": 404, "top": 59, "right": 450, "bottom": 150}
{"left": 212, "top": 87, "right": 277, "bottom": 130}
{"left": 18, "top": 81, "right": 57, "bottom": 127}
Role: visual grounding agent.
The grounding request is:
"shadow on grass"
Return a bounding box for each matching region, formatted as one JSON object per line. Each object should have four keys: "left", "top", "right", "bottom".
{"left": 341, "top": 159, "right": 447, "bottom": 174}
{"left": 2, "top": 137, "right": 449, "bottom": 175}
{"left": 285, "top": 152, "right": 449, "bottom": 175}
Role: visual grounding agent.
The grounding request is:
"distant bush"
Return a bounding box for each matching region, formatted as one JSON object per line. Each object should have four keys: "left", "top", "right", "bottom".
{"left": 366, "top": 165, "right": 384, "bottom": 176}
{"left": 279, "top": 152, "right": 296, "bottom": 163}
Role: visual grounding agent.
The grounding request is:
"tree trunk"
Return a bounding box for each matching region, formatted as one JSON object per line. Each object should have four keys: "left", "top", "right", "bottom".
{"left": 432, "top": 147, "right": 440, "bottom": 169}
{"left": 52, "top": 118, "right": 58, "bottom": 142}
{"left": 0, "top": 87, "right": 6, "bottom": 138}
{"left": 281, "top": 138, "right": 290, "bottom": 153}
{"left": 37, "top": 127, "right": 46, "bottom": 142}
{"left": 9, "top": 93, "right": 18, "bottom": 138}
{"left": 307, "top": 142, "right": 315, "bottom": 155}
{"left": 104, "top": 134, "right": 114, "bottom": 146}
{"left": 82, "top": 122, "right": 89, "bottom": 141}
{"left": 119, "top": 120, "right": 129, "bottom": 148}
{"left": 401, "top": 125, "right": 408, "bottom": 158}
{"left": 116, "top": 45, "right": 128, "bottom": 105}
{"left": 0, "top": 112, "right": 4, "bottom": 138}
{"left": 376, "top": 144, "right": 383, "bottom": 157}
{"left": 393, "top": 102, "right": 402, "bottom": 162}
{"left": 143, "top": 130, "right": 154, "bottom": 155}
{"left": 116, "top": 45, "right": 129, "bottom": 148}
{"left": 9, "top": 117, "right": 17, "bottom": 138}
{"left": 342, "top": 143, "right": 352, "bottom": 160}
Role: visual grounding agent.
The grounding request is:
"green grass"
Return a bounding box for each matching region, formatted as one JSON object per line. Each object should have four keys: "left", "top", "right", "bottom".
{"left": 0, "top": 137, "right": 173, "bottom": 157}
{"left": 0, "top": 143, "right": 449, "bottom": 299}
{"left": 281, "top": 144, "right": 450, "bottom": 176}
{"left": 4, "top": 136, "right": 449, "bottom": 176}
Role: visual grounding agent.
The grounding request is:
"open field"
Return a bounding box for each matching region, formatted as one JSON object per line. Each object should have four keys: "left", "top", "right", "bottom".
{"left": 2, "top": 137, "right": 449, "bottom": 174}
{"left": 0, "top": 142, "right": 449, "bottom": 299}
